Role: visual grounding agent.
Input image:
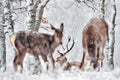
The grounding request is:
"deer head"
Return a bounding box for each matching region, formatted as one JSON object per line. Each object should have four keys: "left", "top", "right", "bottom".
{"left": 55, "top": 36, "right": 75, "bottom": 65}
{"left": 10, "top": 23, "right": 65, "bottom": 72}
{"left": 50, "top": 23, "right": 64, "bottom": 45}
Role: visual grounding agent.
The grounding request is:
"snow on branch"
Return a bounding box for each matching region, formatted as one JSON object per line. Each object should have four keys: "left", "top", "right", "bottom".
{"left": 40, "top": 0, "right": 49, "bottom": 7}
{"left": 75, "top": 0, "right": 97, "bottom": 11}
{"left": 0, "top": 23, "right": 7, "bottom": 27}
{"left": 12, "top": 6, "right": 27, "bottom": 12}
{"left": 82, "top": 0, "right": 96, "bottom": 11}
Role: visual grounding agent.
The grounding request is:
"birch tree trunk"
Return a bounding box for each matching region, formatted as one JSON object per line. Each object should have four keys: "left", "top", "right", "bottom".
{"left": 2, "top": 0, "right": 14, "bottom": 72}
{"left": 99, "top": 0, "right": 105, "bottom": 18}
{"left": 35, "top": 0, "right": 49, "bottom": 30}
{"left": 107, "top": 0, "right": 116, "bottom": 70}
{"left": 26, "top": 0, "right": 40, "bottom": 31}
{"left": 26, "top": 0, "right": 49, "bottom": 74}
{"left": 26, "top": 0, "right": 41, "bottom": 74}
{"left": 99, "top": 0, "right": 116, "bottom": 70}
{"left": 3, "top": 0, "right": 14, "bottom": 35}
{"left": 0, "top": 1, "right": 6, "bottom": 72}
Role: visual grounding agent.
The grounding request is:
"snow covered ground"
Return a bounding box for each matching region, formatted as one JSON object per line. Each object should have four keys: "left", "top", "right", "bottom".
{"left": 0, "top": 0, "right": 120, "bottom": 80}
{"left": 1, "top": 67, "right": 120, "bottom": 80}
{"left": 1, "top": 46, "right": 120, "bottom": 80}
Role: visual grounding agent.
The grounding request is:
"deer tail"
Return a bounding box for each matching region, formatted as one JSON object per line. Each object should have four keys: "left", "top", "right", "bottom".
{"left": 10, "top": 33, "right": 16, "bottom": 47}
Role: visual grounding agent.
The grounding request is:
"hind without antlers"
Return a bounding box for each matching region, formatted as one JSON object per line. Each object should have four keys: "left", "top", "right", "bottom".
{"left": 10, "top": 23, "right": 64, "bottom": 72}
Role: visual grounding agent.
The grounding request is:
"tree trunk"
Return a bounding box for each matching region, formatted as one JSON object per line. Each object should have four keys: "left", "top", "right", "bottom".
{"left": 99, "top": 0, "right": 105, "bottom": 18}
{"left": 90, "top": 0, "right": 116, "bottom": 70}
{"left": 107, "top": 0, "right": 116, "bottom": 70}
{"left": 26, "top": 0, "right": 40, "bottom": 31}
{"left": 26, "top": 0, "right": 49, "bottom": 74}
{"left": 35, "top": 0, "right": 49, "bottom": 30}
{"left": 26, "top": 0, "right": 41, "bottom": 74}
{"left": 0, "top": 1, "right": 6, "bottom": 71}
{"left": 1, "top": 0, "right": 14, "bottom": 72}
{"left": 0, "top": 17, "right": 6, "bottom": 72}
{"left": 3, "top": 0, "right": 14, "bottom": 34}
{"left": 0, "top": 1, "right": 6, "bottom": 72}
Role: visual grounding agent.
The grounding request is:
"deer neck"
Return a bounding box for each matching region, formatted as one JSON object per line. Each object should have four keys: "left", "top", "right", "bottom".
{"left": 50, "top": 35, "right": 60, "bottom": 49}
{"left": 54, "top": 34, "right": 61, "bottom": 45}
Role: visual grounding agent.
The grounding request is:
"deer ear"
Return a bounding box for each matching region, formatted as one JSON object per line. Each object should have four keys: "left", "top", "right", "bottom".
{"left": 50, "top": 24, "right": 56, "bottom": 31}
{"left": 60, "top": 23, "right": 64, "bottom": 32}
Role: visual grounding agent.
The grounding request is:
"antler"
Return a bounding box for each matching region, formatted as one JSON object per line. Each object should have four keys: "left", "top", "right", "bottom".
{"left": 57, "top": 36, "right": 75, "bottom": 55}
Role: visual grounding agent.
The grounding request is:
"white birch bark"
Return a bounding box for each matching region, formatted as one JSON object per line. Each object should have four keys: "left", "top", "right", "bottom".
{"left": 3, "top": 0, "right": 14, "bottom": 35}
{"left": 99, "top": 0, "right": 105, "bottom": 18}
{"left": 0, "top": 0, "right": 14, "bottom": 71}
{"left": 26, "top": 0, "right": 49, "bottom": 74}
{"left": 26, "top": 0, "right": 41, "bottom": 74}
{"left": 107, "top": 0, "right": 116, "bottom": 70}
{"left": 35, "top": 0, "right": 49, "bottom": 30}
{"left": 3, "top": 0, "right": 14, "bottom": 69}
{"left": 26, "top": 0, "right": 40, "bottom": 31}
{"left": 0, "top": 1, "right": 6, "bottom": 72}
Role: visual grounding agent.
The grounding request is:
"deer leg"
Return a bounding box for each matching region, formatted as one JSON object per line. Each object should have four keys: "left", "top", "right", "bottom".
{"left": 80, "top": 49, "right": 87, "bottom": 70}
{"left": 96, "top": 45, "right": 104, "bottom": 71}
{"left": 47, "top": 54, "right": 55, "bottom": 71}
{"left": 13, "top": 54, "right": 19, "bottom": 71}
{"left": 19, "top": 53, "right": 26, "bottom": 73}
{"left": 13, "top": 52, "right": 25, "bottom": 73}
{"left": 40, "top": 55, "right": 48, "bottom": 72}
{"left": 93, "top": 46, "right": 99, "bottom": 70}
{"left": 99, "top": 46, "right": 104, "bottom": 67}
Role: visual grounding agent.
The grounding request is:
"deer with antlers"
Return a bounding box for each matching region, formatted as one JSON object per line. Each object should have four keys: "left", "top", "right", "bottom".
{"left": 10, "top": 23, "right": 64, "bottom": 72}
{"left": 55, "top": 37, "right": 82, "bottom": 70}
{"left": 55, "top": 37, "right": 74, "bottom": 65}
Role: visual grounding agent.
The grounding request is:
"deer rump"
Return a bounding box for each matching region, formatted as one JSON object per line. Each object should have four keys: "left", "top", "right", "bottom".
{"left": 10, "top": 23, "right": 64, "bottom": 72}
{"left": 81, "top": 18, "right": 108, "bottom": 70}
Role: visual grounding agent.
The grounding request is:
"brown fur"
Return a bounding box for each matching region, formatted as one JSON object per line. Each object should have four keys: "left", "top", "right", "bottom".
{"left": 80, "top": 18, "right": 108, "bottom": 70}
{"left": 55, "top": 39, "right": 80, "bottom": 71}
{"left": 10, "top": 23, "right": 64, "bottom": 72}
{"left": 55, "top": 54, "right": 82, "bottom": 70}
{"left": 10, "top": 34, "right": 16, "bottom": 47}
{"left": 63, "top": 61, "right": 82, "bottom": 70}
{"left": 55, "top": 54, "right": 67, "bottom": 66}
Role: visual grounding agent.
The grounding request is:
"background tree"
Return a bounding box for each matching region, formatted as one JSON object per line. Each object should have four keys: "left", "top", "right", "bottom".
{"left": 0, "top": 1, "right": 6, "bottom": 72}
{"left": 106, "top": 0, "right": 116, "bottom": 70}
{"left": 3, "top": 0, "right": 14, "bottom": 35}
{"left": 25, "top": 0, "right": 49, "bottom": 74}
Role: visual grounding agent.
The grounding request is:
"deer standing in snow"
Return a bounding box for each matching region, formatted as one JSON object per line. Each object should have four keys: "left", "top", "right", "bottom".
{"left": 80, "top": 18, "right": 108, "bottom": 71}
{"left": 10, "top": 23, "right": 64, "bottom": 72}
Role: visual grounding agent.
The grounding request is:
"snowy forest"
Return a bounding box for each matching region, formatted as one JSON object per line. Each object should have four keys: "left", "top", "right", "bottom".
{"left": 0, "top": 0, "right": 120, "bottom": 80}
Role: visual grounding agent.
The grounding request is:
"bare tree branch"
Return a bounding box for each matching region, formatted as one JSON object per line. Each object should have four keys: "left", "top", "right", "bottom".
{"left": 0, "top": 23, "right": 7, "bottom": 27}
{"left": 64, "top": 1, "right": 75, "bottom": 9}
{"left": 41, "top": 0, "right": 49, "bottom": 7}
{"left": 12, "top": 6, "right": 27, "bottom": 11}
{"left": 82, "top": 0, "right": 96, "bottom": 11}
{"left": 75, "top": 0, "right": 97, "bottom": 11}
